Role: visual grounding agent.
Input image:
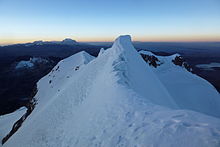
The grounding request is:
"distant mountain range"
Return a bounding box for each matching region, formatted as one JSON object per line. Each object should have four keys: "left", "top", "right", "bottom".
{"left": 0, "top": 38, "right": 106, "bottom": 60}
{"left": 23, "top": 38, "right": 79, "bottom": 46}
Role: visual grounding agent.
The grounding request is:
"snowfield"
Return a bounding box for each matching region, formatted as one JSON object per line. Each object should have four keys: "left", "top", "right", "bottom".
{"left": 15, "top": 57, "right": 48, "bottom": 69}
{"left": 139, "top": 50, "right": 220, "bottom": 118}
{"left": 2, "top": 35, "right": 220, "bottom": 147}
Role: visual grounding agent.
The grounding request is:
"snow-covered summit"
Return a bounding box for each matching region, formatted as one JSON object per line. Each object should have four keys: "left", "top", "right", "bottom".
{"left": 61, "top": 38, "right": 78, "bottom": 45}
{"left": 110, "top": 35, "right": 178, "bottom": 108}
{"left": 32, "top": 41, "right": 44, "bottom": 45}
{"left": 112, "top": 35, "right": 134, "bottom": 50}
{"left": 98, "top": 48, "right": 105, "bottom": 57}
{"left": 3, "top": 35, "right": 220, "bottom": 147}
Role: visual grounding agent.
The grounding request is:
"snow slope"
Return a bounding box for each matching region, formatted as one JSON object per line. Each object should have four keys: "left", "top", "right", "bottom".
{"left": 4, "top": 35, "right": 220, "bottom": 147}
{"left": 0, "top": 107, "right": 26, "bottom": 147}
{"left": 139, "top": 50, "right": 220, "bottom": 118}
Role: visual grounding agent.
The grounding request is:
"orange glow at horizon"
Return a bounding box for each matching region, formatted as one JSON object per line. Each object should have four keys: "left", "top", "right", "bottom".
{"left": 1, "top": 35, "right": 220, "bottom": 45}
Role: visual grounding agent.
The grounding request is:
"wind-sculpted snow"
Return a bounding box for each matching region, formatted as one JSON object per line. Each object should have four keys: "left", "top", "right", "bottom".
{"left": 98, "top": 48, "right": 105, "bottom": 57}
{"left": 4, "top": 35, "right": 220, "bottom": 147}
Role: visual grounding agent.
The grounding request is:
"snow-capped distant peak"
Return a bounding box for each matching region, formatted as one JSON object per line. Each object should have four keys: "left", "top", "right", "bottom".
{"left": 61, "top": 38, "right": 78, "bottom": 45}
{"left": 15, "top": 57, "right": 48, "bottom": 69}
{"left": 32, "top": 41, "right": 44, "bottom": 45}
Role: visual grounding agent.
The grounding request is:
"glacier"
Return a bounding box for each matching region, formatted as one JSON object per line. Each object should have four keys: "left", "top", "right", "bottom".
{"left": 2, "top": 35, "right": 220, "bottom": 147}
{"left": 139, "top": 50, "right": 220, "bottom": 118}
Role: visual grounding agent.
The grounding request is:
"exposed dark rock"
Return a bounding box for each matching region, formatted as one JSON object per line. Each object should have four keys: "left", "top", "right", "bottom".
{"left": 172, "top": 56, "right": 184, "bottom": 66}
{"left": 75, "top": 66, "right": 80, "bottom": 71}
{"left": 55, "top": 66, "right": 59, "bottom": 71}
{"left": 172, "top": 56, "right": 192, "bottom": 72}
{"left": 183, "top": 62, "right": 191, "bottom": 72}
{"left": 140, "top": 53, "right": 161, "bottom": 68}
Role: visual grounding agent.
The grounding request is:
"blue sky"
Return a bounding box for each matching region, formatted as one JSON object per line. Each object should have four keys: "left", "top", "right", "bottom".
{"left": 0, "top": 0, "right": 220, "bottom": 44}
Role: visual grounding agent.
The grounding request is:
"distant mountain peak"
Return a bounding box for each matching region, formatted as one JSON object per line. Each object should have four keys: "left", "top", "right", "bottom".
{"left": 23, "top": 38, "right": 79, "bottom": 46}
{"left": 61, "top": 38, "right": 78, "bottom": 45}
{"left": 32, "top": 40, "right": 44, "bottom": 45}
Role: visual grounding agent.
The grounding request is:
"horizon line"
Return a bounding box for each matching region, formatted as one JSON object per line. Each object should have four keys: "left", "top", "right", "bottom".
{"left": 2, "top": 39, "right": 220, "bottom": 46}
{"left": 1, "top": 40, "right": 220, "bottom": 46}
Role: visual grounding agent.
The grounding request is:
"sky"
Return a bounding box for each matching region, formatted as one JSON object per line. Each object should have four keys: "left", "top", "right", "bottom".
{"left": 0, "top": 0, "right": 220, "bottom": 44}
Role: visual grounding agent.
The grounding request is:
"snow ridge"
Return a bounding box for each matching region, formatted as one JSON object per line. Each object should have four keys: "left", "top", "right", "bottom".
{"left": 110, "top": 35, "right": 178, "bottom": 108}
{"left": 3, "top": 35, "right": 220, "bottom": 147}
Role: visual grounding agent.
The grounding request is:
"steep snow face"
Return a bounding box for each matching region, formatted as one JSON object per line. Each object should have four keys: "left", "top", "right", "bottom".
{"left": 111, "top": 36, "right": 177, "bottom": 108}
{"left": 140, "top": 50, "right": 220, "bottom": 118}
{"left": 34, "top": 51, "right": 95, "bottom": 108}
{"left": 4, "top": 36, "right": 220, "bottom": 147}
{"left": 0, "top": 107, "right": 26, "bottom": 147}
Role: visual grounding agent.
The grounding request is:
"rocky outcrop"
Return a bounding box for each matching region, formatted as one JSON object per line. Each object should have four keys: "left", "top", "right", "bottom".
{"left": 75, "top": 66, "right": 80, "bottom": 71}
{"left": 172, "top": 56, "right": 192, "bottom": 72}
{"left": 140, "top": 53, "right": 161, "bottom": 68}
